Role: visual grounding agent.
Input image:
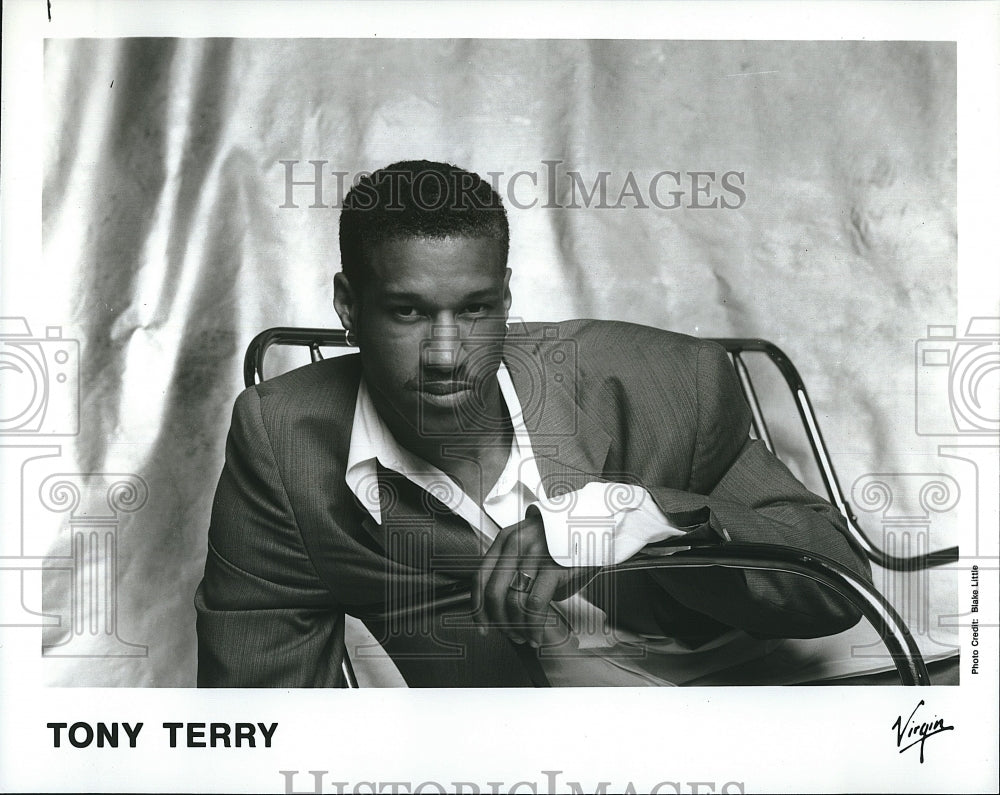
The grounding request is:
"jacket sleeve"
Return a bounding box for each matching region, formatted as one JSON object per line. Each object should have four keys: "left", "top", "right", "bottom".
{"left": 195, "top": 387, "right": 345, "bottom": 687}
{"left": 641, "top": 341, "right": 874, "bottom": 639}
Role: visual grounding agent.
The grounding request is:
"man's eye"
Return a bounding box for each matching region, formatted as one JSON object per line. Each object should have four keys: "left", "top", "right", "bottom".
{"left": 462, "top": 304, "right": 489, "bottom": 315}
{"left": 393, "top": 306, "right": 419, "bottom": 319}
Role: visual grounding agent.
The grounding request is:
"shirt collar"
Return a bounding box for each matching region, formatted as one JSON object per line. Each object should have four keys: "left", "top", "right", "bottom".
{"left": 345, "top": 363, "right": 542, "bottom": 525}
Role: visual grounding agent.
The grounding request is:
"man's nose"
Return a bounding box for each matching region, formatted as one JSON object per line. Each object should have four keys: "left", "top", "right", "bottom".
{"left": 422, "top": 321, "right": 460, "bottom": 370}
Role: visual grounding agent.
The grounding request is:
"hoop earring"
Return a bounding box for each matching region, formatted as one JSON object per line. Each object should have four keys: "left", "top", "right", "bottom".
{"left": 345, "top": 328, "right": 358, "bottom": 347}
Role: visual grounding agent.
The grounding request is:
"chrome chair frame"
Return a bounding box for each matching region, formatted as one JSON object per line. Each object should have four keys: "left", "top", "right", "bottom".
{"left": 243, "top": 326, "right": 940, "bottom": 685}
{"left": 712, "top": 339, "right": 958, "bottom": 571}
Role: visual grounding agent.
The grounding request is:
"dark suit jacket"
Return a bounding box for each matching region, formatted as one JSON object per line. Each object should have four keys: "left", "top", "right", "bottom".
{"left": 195, "top": 320, "right": 872, "bottom": 686}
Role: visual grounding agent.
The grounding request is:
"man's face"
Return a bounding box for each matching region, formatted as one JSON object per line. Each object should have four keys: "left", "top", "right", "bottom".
{"left": 337, "top": 235, "right": 511, "bottom": 438}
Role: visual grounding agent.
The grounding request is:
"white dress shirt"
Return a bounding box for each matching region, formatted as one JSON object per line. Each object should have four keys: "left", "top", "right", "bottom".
{"left": 344, "top": 364, "right": 773, "bottom": 686}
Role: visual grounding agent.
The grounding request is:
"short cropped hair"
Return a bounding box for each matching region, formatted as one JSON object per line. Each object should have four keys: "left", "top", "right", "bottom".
{"left": 339, "top": 160, "right": 509, "bottom": 290}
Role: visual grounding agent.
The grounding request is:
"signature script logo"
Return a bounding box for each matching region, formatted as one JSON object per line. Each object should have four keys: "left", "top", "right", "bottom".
{"left": 892, "top": 700, "right": 954, "bottom": 763}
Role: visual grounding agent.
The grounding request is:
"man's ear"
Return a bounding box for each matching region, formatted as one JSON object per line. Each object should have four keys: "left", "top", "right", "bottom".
{"left": 502, "top": 267, "right": 512, "bottom": 315}
{"left": 333, "top": 272, "right": 358, "bottom": 331}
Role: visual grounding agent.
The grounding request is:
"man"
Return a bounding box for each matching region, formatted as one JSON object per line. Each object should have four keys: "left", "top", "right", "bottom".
{"left": 195, "top": 160, "right": 872, "bottom": 687}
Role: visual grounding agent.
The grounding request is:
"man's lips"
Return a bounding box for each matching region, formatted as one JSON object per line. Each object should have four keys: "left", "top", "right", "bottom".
{"left": 418, "top": 380, "right": 473, "bottom": 396}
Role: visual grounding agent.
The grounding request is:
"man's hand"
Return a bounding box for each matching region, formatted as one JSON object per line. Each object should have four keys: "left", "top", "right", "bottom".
{"left": 472, "top": 508, "right": 597, "bottom": 648}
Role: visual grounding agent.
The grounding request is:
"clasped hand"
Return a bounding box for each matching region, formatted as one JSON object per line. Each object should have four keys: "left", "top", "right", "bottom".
{"left": 471, "top": 508, "right": 597, "bottom": 648}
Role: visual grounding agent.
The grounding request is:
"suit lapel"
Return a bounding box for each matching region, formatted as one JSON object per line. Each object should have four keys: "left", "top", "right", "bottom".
{"left": 375, "top": 466, "right": 485, "bottom": 579}
{"left": 279, "top": 355, "right": 417, "bottom": 605}
{"left": 504, "top": 322, "right": 612, "bottom": 493}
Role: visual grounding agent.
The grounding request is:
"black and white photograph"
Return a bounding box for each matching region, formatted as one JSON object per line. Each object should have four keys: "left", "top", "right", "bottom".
{"left": 1, "top": 1, "right": 997, "bottom": 792}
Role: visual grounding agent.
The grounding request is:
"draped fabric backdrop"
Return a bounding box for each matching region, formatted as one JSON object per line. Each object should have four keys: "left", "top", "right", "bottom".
{"left": 29, "top": 39, "right": 956, "bottom": 685}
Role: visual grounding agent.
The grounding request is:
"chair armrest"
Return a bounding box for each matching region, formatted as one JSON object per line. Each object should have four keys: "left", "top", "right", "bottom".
{"left": 366, "top": 542, "right": 931, "bottom": 686}
{"left": 606, "top": 543, "right": 930, "bottom": 685}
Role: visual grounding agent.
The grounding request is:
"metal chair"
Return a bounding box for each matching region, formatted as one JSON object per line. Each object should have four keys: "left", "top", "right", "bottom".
{"left": 712, "top": 339, "right": 959, "bottom": 571}
{"left": 243, "top": 326, "right": 938, "bottom": 685}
